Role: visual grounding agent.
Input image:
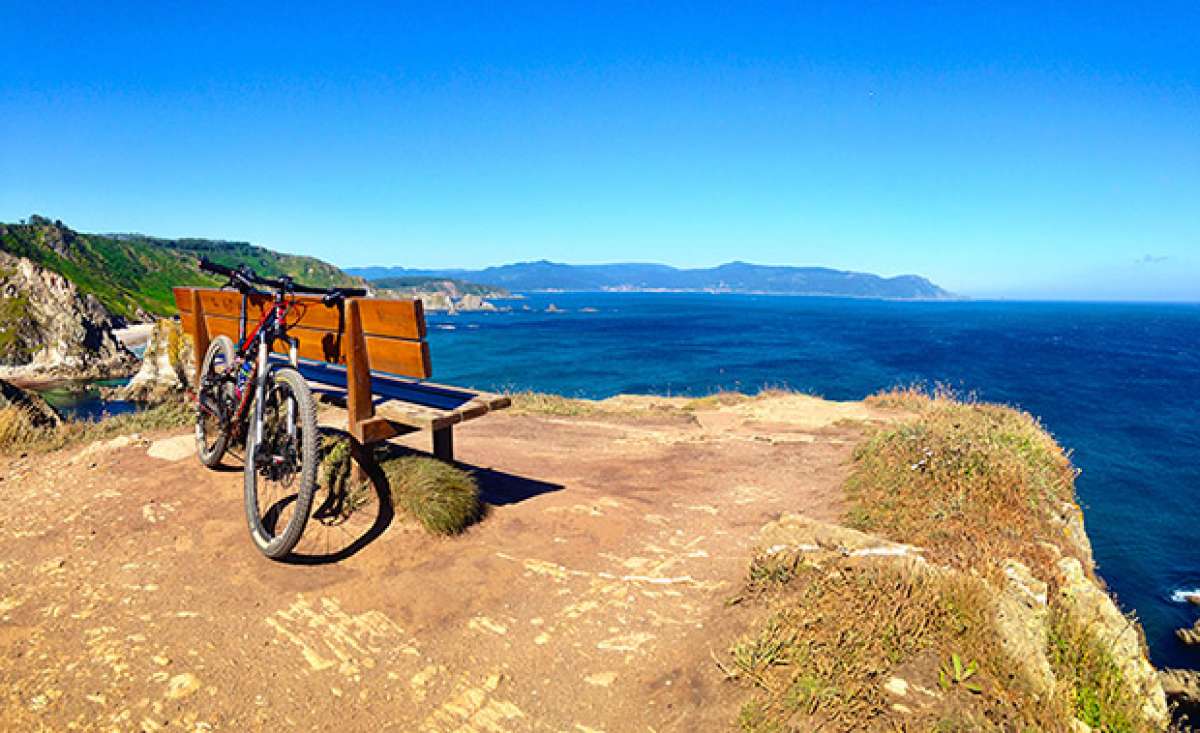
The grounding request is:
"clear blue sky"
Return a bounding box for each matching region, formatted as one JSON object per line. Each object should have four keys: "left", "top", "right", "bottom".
{"left": 2, "top": 2, "right": 1196, "bottom": 300}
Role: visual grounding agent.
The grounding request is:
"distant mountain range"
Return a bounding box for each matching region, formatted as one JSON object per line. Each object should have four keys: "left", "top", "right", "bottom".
{"left": 346, "top": 260, "right": 951, "bottom": 299}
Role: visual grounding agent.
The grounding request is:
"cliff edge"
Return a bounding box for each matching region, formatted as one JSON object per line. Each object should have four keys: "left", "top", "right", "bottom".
{"left": 0, "top": 390, "right": 1169, "bottom": 731}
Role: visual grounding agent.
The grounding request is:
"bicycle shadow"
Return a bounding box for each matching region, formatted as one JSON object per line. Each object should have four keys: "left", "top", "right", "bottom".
{"left": 280, "top": 433, "right": 563, "bottom": 566}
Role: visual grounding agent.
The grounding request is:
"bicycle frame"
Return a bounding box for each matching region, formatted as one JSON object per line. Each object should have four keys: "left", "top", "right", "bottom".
{"left": 203, "top": 291, "right": 301, "bottom": 441}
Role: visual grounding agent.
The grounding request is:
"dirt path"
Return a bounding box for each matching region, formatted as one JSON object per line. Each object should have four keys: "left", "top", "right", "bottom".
{"left": 0, "top": 395, "right": 884, "bottom": 732}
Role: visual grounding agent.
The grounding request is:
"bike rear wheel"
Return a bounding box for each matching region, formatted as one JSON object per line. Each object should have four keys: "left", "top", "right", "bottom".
{"left": 195, "top": 336, "right": 236, "bottom": 468}
{"left": 244, "top": 367, "right": 318, "bottom": 559}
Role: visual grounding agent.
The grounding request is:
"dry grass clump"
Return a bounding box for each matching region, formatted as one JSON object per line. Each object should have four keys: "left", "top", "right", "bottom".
{"left": 844, "top": 394, "right": 1079, "bottom": 577}
{"left": 0, "top": 405, "right": 45, "bottom": 450}
{"left": 312, "top": 435, "right": 372, "bottom": 524}
{"left": 725, "top": 552, "right": 1150, "bottom": 732}
{"left": 724, "top": 555, "right": 1044, "bottom": 732}
{"left": 507, "top": 391, "right": 598, "bottom": 416}
{"left": 0, "top": 400, "right": 192, "bottom": 455}
{"left": 864, "top": 383, "right": 963, "bottom": 411}
{"left": 313, "top": 433, "right": 482, "bottom": 535}
{"left": 682, "top": 391, "right": 751, "bottom": 411}
{"left": 382, "top": 456, "right": 482, "bottom": 535}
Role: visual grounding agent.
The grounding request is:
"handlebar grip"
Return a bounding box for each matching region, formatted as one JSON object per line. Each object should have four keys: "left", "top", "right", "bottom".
{"left": 338, "top": 287, "right": 368, "bottom": 298}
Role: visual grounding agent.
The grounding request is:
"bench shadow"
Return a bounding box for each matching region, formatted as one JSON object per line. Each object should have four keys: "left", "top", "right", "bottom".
{"left": 371, "top": 441, "right": 565, "bottom": 507}
{"left": 281, "top": 438, "right": 562, "bottom": 566}
{"left": 472, "top": 466, "right": 564, "bottom": 506}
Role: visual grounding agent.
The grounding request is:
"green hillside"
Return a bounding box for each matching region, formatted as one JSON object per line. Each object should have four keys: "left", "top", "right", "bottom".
{"left": 0, "top": 215, "right": 364, "bottom": 320}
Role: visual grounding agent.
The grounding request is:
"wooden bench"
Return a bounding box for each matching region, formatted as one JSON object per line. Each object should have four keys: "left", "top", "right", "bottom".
{"left": 172, "top": 287, "right": 510, "bottom": 466}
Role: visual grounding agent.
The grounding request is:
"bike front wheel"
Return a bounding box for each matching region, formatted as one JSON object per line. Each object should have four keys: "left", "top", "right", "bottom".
{"left": 244, "top": 367, "right": 318, "bottom": 559}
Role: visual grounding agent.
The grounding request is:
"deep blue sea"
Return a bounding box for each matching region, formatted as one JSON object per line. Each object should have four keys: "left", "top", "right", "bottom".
{"left": 425, "top": 292, "right": 1200, "bottom": 669}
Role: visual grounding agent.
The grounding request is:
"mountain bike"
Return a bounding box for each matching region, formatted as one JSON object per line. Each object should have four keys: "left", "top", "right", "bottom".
{"left": 193, "top": 258, "right": 366, "bottom": 559}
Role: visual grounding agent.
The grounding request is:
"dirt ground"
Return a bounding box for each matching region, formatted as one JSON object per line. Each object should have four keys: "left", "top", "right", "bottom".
{"left": 0, "top": 394, "right": 887, "bottom": 732}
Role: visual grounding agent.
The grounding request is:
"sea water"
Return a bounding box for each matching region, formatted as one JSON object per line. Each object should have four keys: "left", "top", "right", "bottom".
{"left": 425, "top": 292, "right": 1200, "bottom": 669}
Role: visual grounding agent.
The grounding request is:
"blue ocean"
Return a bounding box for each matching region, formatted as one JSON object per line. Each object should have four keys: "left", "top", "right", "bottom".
{"left": 425, "top": 292, "right": 1200, "bottom": 669}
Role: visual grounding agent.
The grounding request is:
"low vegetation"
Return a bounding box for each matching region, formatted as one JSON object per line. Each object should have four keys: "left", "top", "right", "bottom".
{"left": 0, "top": 400, "right": 192, "bottom": 454}
{"left": 850, "top": 386, "right": 1082, "bottom": 579}
{"left": 507, "top": 391, "right": 599, "bottom": 417}
{"left": 316, "top": 433, "right": 482, "bottom": 536}
{"left": 0, "top": 216, "right": 361, "bottom": 319}
{"left": 382, "top": 456, "right": 483, "bottom": 535}
{"left": 724, "top": 387, "right": 1157, "bottom": 732}
{"left": 724, "top": 555, "right": 1039, "bottom": 731}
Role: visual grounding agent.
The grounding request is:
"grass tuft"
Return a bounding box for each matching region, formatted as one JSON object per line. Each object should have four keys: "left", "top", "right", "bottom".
{"left": 844, "top": 394, "right": 1079, "bottom": 577}
{"left": 383, "top": 456, "right": 483, "bottom": 535}
{"left": 507, "top": 391, "right": 597, "bottom": 416}
{"left": 312, "top": 433, "right": 483, "bottom": 536}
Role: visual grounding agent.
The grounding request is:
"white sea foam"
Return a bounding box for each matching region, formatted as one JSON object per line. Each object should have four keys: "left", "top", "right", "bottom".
{"left": 1170, "top": 588, "right": 1200, "bottom": 603}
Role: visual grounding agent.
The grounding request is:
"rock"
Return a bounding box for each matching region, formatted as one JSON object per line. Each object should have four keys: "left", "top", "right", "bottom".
{"left": 0, "top": 251, "right": 136, "bottom": 379}
{"left": 1050, "top": 501, "right": 1095, "bottom": 568}
{"left": 756, "top": 513, "right": 921, "bottom": 559}
{"left": 1055, "top": 556, "right": 1169, "bottom": 727}
{"left": 118, "top": 319, "right": 194, "bottom": 402}
{"left": 0, "top": 378, "right": 61, "bottom": 427}
{"left": 1176, "top": 619, "right": 1200, "bottom": 645}
{"left": 456, "top": 294, "right": 496, "bottom": 312}
{"left": 1160, "top": 668, "right": 1200, "bottom": 703}
{"left": 1186, "top": 593, "right": 1200, "bottom": 607}
{"left": 994, "top": 559, "right": 1055, "bottom": 696}
{"left": 418, "top": 293, "right": 454, "bottom": 312}
{"left": 414, "top": 292, "right": 497, "bottom": 313}
{"left": 147, "top": 435, "right": 195, "bottom": 462}
{"left": 165, "top": 672, "right": 200, "bottom": 700}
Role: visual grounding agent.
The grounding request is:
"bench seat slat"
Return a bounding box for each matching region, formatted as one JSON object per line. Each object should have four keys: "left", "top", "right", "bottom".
{"left": 282, "top": 358, "right": 510, "bottom": 431}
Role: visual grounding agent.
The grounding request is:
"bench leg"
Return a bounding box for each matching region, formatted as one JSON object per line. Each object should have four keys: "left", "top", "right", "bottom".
{"left": 433, "top": 427, "right": 454, "bottom": 462}
{"left": 349, "top": 438, "right": 375, "bottom": 485}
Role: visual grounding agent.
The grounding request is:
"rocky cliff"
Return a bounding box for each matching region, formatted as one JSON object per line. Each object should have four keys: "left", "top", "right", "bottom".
{"left": 0, "top": 251, "right": 136, "bottom": 380}
{"left": 117, "top": 319, "right": 195, "bottom": 402}
{"left": 0, "top": 378, "right": 62, "bottom": 427}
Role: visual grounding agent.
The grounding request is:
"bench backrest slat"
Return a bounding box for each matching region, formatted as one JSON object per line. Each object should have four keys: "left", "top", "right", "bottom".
{"left": 172, "top": 287, "right": 432, "bottom": 380}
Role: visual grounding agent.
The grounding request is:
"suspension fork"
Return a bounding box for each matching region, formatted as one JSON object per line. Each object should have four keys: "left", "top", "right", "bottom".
{"left": 252, "top": 338, "right": 269, "bottom": 447}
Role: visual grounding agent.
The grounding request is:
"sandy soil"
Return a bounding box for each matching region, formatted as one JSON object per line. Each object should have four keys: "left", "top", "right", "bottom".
{"left": 0, "top": 395, "right": 890, "bottom": 732}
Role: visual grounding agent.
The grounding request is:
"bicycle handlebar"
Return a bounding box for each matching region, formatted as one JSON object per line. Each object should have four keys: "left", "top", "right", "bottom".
{"left": 198, "top": 257, "right": 368, "bottom": 300}
{"left": 198, "top": 257, "right": 235, "bottom": 278}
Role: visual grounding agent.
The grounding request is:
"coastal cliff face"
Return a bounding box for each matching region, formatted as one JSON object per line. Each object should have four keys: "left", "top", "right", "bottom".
{"left": 0, "top": 251, "right": 136, "bottom": 380}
